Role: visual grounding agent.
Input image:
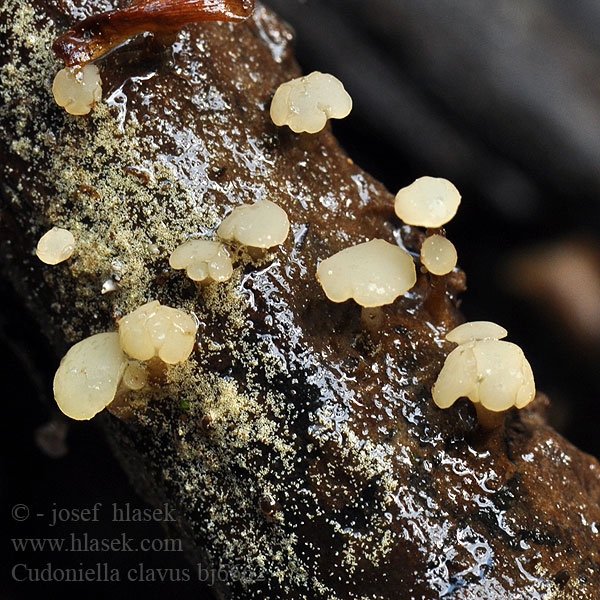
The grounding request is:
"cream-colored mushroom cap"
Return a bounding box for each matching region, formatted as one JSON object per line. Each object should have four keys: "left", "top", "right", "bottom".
{"left": 169, "top": 240, "right": 233, "bottom": 282}
{"left": 270, "top": 71, "right": 353, "bottom": 134}
{"left": 316, "top": 239, "right": 417, "bottom": 307}
{"left": 36, "top": 227, "right": 75, "bottom": 265}
{"left": 53, "top": 332, "right": 127, "bottom": 420}
{"left": 446, "top": 321, "right": 508, "bottom": 345}
{"left": 395, "top": 176, "right": 461, "bottom": 228}
{"left": 118, "top": 301, "right": 197, "bottom": 365}
{"left": 432, "top": 322, "right": 535, "bottom": 412}
{"left": 217, "top": 200, "right": 290, "bottom": 249}
{"left": 52, "top": 64, "right": 102, "bottom": 116}
{"left": 433, "top": 340, "right": 535, "bottom": 412}
{"left": 421, "top": 234, "right": 457, "bottom": 276}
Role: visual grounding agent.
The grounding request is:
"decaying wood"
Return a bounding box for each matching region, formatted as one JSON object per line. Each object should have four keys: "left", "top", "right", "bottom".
{"left": 1, "top": 1, "right": 599, "bottom": 598}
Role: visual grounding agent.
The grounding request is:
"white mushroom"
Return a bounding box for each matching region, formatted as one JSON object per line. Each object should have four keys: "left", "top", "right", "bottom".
{"left": 432, "top": 321, "right": 535, "bottom": 428}
{"left": 118, "top": 300, "right": 197, "bottom": 365}
{"left": 53, "top": 332, "right": 127, "bottom": 420}
{"left": 270, "top": 71, "right": 352, "bottom": 134}
{"left": 316, "top": 239, "right": 416, "bottom": 307}
{"left": 169, "top": 240, "right": 233, "bottom": 283}
{"left": 217, "top": 200, "right": 290, "bottom": 249}
{"left": 36, "top": 227, "right": 75, "bottom": 265}
{"left": 420, "top": 234, "right": 457, "bottom": 276}
{"left": 395, "top": 176, "right": 461, "bottom": 228}
{"left": 52, "top": 64, "right": 102, "bottom": 116}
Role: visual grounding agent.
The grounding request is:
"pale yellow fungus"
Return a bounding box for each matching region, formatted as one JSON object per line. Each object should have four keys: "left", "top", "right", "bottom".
{"left": 122, "top": 361, "right": 147, "bottom": 391}
{"left": 169, "top": 240, "right": 233, "bottom": 282}
{"left": 118, "top": 300, "right": 197, "bottom": 365}
{"left": 446, "top": 321, "right": 508, "bottom": 345}
{"left": 316, "top": 239, "right": 417, "bottom": 307}
{"left": 420, "top": 234, "right": 458, "bottom": 275}
{"left": 52, "top": 64, "right": 102, "bottom": 116}
{"left": 270, "top": 71, "right": 352, "bottom": 134}
{"left": 53, "top": 332, "right": 127, "bottom": 420}
{"left": 432, "top": 322, "right": 535, "bottom": 415}
{"left": 394, "top": 176, "right": 461, "bottom": 228}
{"left": 36, "top": 227, "right": 75, "bottom": 265}
{"left": 217, "top": 200, "right": 290, "bottom": 249}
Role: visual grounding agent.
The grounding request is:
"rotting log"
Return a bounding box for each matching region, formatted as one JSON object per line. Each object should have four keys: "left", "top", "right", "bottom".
{"left": 1, "top": 1, "right": 599, "bottom": 598}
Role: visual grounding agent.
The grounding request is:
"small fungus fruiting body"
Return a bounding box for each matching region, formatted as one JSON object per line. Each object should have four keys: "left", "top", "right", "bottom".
{"left": 217, "top": 200, "right": 290, "bottom": 249}
{"left": 421, "top": 234, "right": 458, "bottom": 275}
{"left": 270, "top": 71, "right": 352, "bottom": 134}
{"left": 52, "top": 0, "right": 255, "bottom": 67}
{"left": 169, "top": 240, "right": 233, "bottom": 282}
{"left": 122, "top": 361, "right": 147, "bottom": 390}
{"left": 52, "top": 65, "right": 102, "bottom": 115}
{"left": 446, "top": 320, "right": 508, "bottom": 345}
{"left": 432, "top": 321, "right": 535, "bottom": 414}
{"left": 36, "top": 226, "right": 75, "bottom": 264}
{"left": 53, "top": 332, "right": 127, "bottom": 420}
{"left": 316, "top": 239, "right": 417, "bottom": 307}
{"left": 118, "top": 300, "right": 197, "bottom": 364}
{"left": 395, "top": 176, "right": 461, "bottom": 228}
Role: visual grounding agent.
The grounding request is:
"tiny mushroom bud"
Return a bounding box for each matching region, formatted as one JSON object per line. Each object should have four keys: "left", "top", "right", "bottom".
{"left": 36, "top": 227, "right": 76, "bottom": 265}
{"left": 53, "top": 332, "right": 127, "bottom": 420}
{"left": 270, "top": 71, "right": 352, "bottom": 134}
{"left": 118, "top": 300, "right": 197, "bottom": 365}
{"left": 169, "top": 240, "right": 233, "bottom": 283}
{"left": 52, "top": 65, "right": 102, "bottom": 115}
{"left": 217, "top": 200, "right": 290, "bottom": 249}
{"left": 395, "top": 176, "right": 461, "bottom": 228}
{"left": 316, "top": 239, "right": 417, "bottom": 307}
{"left": 122, "top": 361, "right": 147, "bottom": 391}
{"left": 432, "top": 321, "right": 535, "bottom": 429}
{"left": 421, "top": 234, "right": 458, "bottom": 276}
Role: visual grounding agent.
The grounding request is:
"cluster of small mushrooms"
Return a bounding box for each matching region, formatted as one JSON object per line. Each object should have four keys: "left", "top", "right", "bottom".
{"left": 46, "top": 15, "right": 535, "bottom": 428}
{"left": 48, "top": 200, "right": 290, "bottom": 420}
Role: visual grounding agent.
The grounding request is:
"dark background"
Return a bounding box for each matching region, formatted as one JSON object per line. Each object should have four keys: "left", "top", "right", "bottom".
{"left": 2, "top": 1, "right": 599, "bottom": 598}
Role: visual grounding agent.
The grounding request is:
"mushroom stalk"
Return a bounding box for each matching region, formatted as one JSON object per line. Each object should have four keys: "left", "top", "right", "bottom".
{"left": 247, "top": 246, "right": 267, "bottom": 261}
{"left": 474, "top": 403, "right": 505, "bottom": 431}
{"left": 360, "top": 306, "right": 384, "bottom": 334}
{"left": 425, "top": 227, "right": 441, "bottom": 237}
{"left": 424, "top": 273, "right": 450, "bottom": 324}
